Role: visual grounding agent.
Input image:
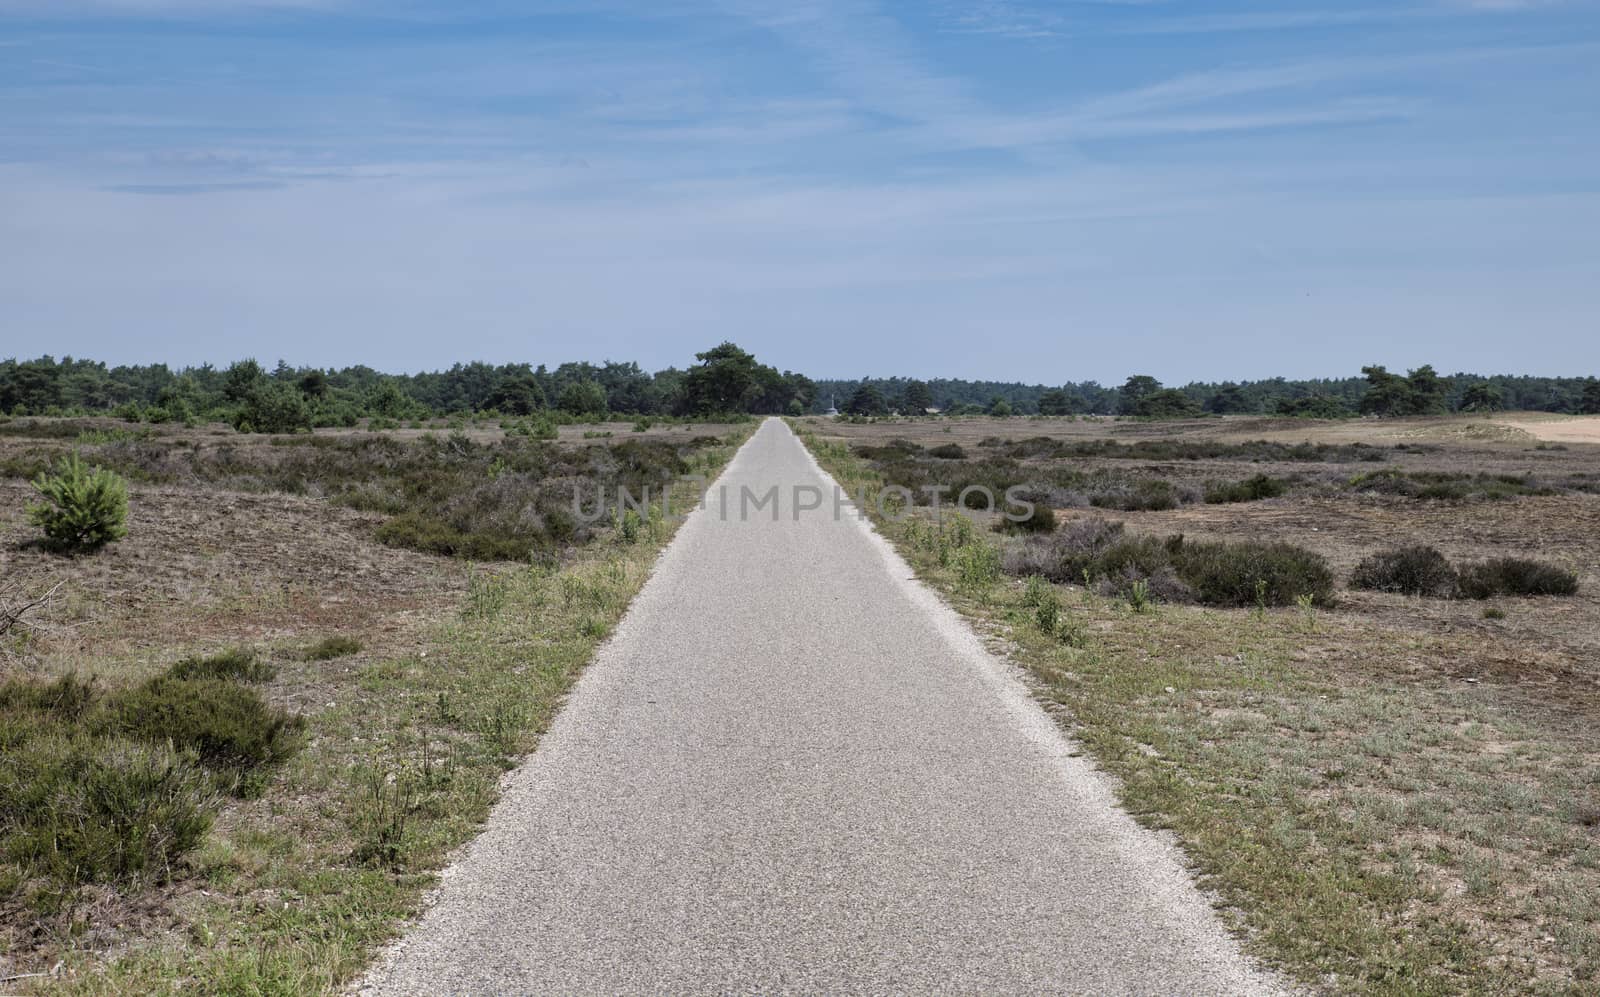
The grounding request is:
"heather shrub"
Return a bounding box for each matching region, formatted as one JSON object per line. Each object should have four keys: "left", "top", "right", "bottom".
{"left": 1168, "top": 538, "right": 1335, "bottom": 606}
{"left": 1456, "top": 558, "right": 1579, "bottom": 599}
{"left": 1204, "top": 474, "right": 1289, "bottom": 504}
{"left": 0, "top": 732, "right": 214, "bottom": 885}
{"left": 300, "top": 636, "right": 363, "bottom": 660}
{"left": 168, "top": 647, "right": 276, "bottom": 683}
{"left": 1350, "top": 546, "right": 1458, "bottom": 597}
{"left": 27, "top": 452, "right": 129, "bottom": 552}
{"left": 113, "top": 677, "right": 304, "bottom": 780}
{"left": 1090, "top": 479, "right": 1183, "bottom": 512}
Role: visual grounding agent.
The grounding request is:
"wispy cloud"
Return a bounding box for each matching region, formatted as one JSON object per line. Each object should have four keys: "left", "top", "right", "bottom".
{"left": 102, "top": 180, "right": 289, "bottom": 194}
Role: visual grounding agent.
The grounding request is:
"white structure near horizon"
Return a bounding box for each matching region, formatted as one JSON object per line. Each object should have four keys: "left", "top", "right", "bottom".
{"left": 825, "top": 394, "right": 839, "bottom": 417}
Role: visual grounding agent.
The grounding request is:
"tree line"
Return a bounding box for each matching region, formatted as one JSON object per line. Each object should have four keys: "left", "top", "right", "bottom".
{"left": 818, "top": 366, "right": 1600, "bottom": 419}
{"left": 0, "top": 343, "right": 815, "bottom": 432}
{"left": 3, "top": 348, "right": 1597, "bottom": 430}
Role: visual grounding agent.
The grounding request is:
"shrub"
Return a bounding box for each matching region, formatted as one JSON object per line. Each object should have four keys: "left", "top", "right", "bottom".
{"left": 1350, "top": 546, "right": 1459, "bottom": 597}
{"left": 1090, "top": 479, "right": 1183, "bottom": 511}
{"left": 1034, "top": 593, "right": 1061, "bottom": 634}
{"left": 954, "top": 541, "right": 1002, "bottom": 590}
{"left": 27, "top": 452, "right": 130, "bottom": 552}
{"left": 1001, "top": 499, "right": 1057, "bottom": 534}
{"left": 232, "top": 380, "right": 312, "bottom": 434}
{"left": 0, "top": 733, "right": 214, "bottom": 885}
{"left": 168, "top": 647, "right": 276, "bottom": 683}
{"left": 112, "top": 677, "right": 304, "bottom": 777}
{"left": 300, "top": 635, "right": 363, "bottom": 661}
{"left": 1456, "top": 558, "right": 1579, "bottom": 599}
{"left": 928, "top": 443, "right": 966, "bottom": 459}
{"left": 1204, "top": 474, "right": 1290, "bottom": 504}
{"left": 1168, "top": 538, "right": 1335, "bottom": 607}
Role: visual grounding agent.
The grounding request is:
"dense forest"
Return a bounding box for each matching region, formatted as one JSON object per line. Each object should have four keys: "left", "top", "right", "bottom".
{"left": 2, "top": 347, "right": 1597, "bottom": 431}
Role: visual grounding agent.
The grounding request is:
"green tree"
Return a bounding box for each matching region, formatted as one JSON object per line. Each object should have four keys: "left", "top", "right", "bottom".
{"left": 233, "top": 380, "right": 312, "bottom": 434}
{"left": 683, "top": 342, "right": 761, "bottom": 415}
{"left": 223, "top": 359, "right": 265, "bottom": 403}
{"left": 845, "top": 384, "right": 887, "bottom": 416}
{"left": 1358, "top": 365, "right": 1412, "bottom": 416}
{"left": 297, "top": 369, "right": 329, "bottom": 400}
{"left": 1579, "top": 379, "right": 1600, "bottom": 415}
{"left": 987, "top": 397, "right": 1013, "bottom": 417}
{"left": 484, "top": 374, "right": 546, "bottom": 415}
{"left": 1406, "top": 365, "right": 1449, "bottom": 414}
{"left": 902, "top": 380, "right": 934, "bottom": 414}
{"left": 28, "top": 452, "right": 129, "bottom": 552}
{"left": 1119, "top": 375, "right": 1162, "bottom": 415}
{"left": 1135, "top": 389, "right": 1202, "bottom": 419}
{"left": 367, "top": 381, "right": 415, "bottom": 419}
{"left": 557, "top": 380, "right": 608, "bottom": 417}
{"left": 1460, "top": 382, "right": 1504, "bottom": 412}
{"left": 1206, "top": 384, "right": 1253, "bottom": 415}
{"left": 1037, "top": 389, "right": 1071, "bottom": 416}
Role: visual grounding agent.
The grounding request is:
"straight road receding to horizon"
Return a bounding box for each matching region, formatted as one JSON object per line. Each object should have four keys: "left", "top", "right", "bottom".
{"left": 361, "top": 418, "right": 1285, "bottom": 995}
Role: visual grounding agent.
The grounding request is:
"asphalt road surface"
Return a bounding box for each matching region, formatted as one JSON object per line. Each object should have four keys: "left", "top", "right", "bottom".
{"left": 362, "top": 418, "right": 1284, "bottom": 996}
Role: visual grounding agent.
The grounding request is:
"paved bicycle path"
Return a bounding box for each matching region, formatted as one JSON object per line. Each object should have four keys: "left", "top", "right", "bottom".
{"left": 362, "top": 418, "right": 1283, "bottom": 995}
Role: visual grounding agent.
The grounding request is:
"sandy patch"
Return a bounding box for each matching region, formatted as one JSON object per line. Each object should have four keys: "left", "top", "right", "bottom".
{"left": 1494, "top": 416, "right": 1600, "bottom": 444}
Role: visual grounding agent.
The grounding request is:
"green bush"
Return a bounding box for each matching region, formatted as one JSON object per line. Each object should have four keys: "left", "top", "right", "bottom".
{"left": 1456, "top": 558, "right": 1579, "bottom": 599}
{"left": 376, "top": 511, "right": 540, "bottom": 562}
{"left": 1204, "top": 474, "right": 1289, "bottom": 504}
{"left": 27, "top": 452, "right": 130, "bottom": 552}
{"left": 1170, "top": 538, "right": 1334, "bottom": 607}
{"left": 232, "top": 380, "right": 312, "bottom": 434}
{"left": 1090, "top": 479, "right": 1183, "bottom": 512}
{"left": 0, "top": 733, "right": 214, "bottom": 885}
{"left": 1002, "top": 499, "right": 1057, "bottom": 534}
{"left": 113, "top": 677, "right": 304, "bottom": 777}
{"left": 299, "top": 635, "right": 363, "bottom": 661}
{"left": 1350, "top": 546, "right": 1458, "bottom": 597}
{"left": 928, "top": 443, "right": 965, "bottom": 459}
{"left": 1, "top": 674, "right": 217, "bottom": 887}
{"left": 168, "top": 647, "right": 276, "bottom": 683}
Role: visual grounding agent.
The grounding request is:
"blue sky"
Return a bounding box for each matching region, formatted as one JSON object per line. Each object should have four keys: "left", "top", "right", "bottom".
{"left": 1, "top": 0, "right": 1596, "bottom": 382}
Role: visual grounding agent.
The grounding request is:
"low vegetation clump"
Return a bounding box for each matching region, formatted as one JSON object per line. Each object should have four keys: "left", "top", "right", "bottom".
{"left": 1350, "top": 548, "right": 1578, "bottom": 600}
{"left": 1350, "top": 546, "right": 1460, "bottom": 597}
{"left": 1347, "top": 469, "right": 1555, "bottom": 501}
{"left": 168, "top": 647, "right": 277, "bottom": 683}
{"left": 1002, "top": 519, "right": 1333, "bottom": 607}
{"left": 1089, "top": 478, "right": 1186, "bottom": 512}
{"left": 27, "top": 451, "right": 129, "bottom": 552}
{"left": 982, "top": 436, "right": 1388, "bottom": 464}
{"left": 1167, "top": 537, "right": 1335, "bottom": 607}
{"left": 1204, "top": 473, "right": 1290, "bottom": 504}
{"left": 112, "top": 677, "right": 303, "bottom": 789}
{"left": 1457, "top": 558, "right": 1580, "bottom": 599}
{"left": 998, "top": 497, "right": 1057, "bottom": 534}
{"left": 2, "top": 658, "right": 305, "bottom": 915}
{"left": 299, "top": 635, "right": 364, "bottom": 660}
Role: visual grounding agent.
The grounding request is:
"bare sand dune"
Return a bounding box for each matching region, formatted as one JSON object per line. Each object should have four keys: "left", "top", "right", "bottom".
{"left": 1494, "top": 415, "right": 1600, "bottom": 444}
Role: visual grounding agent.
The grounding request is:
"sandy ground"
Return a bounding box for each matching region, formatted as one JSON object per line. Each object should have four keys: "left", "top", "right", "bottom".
{"left": 1494, "top": 415, "right": 1600, "bottom": 444}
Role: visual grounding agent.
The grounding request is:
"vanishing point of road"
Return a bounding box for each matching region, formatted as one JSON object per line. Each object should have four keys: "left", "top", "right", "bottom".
{"left": 362, "top": 419, "right": 1283, "bottom": 995}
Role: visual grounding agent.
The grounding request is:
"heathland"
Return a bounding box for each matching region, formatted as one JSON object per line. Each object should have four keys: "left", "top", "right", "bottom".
{"left": 797, "top": 410, "right": 1600, "bottom": 993}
